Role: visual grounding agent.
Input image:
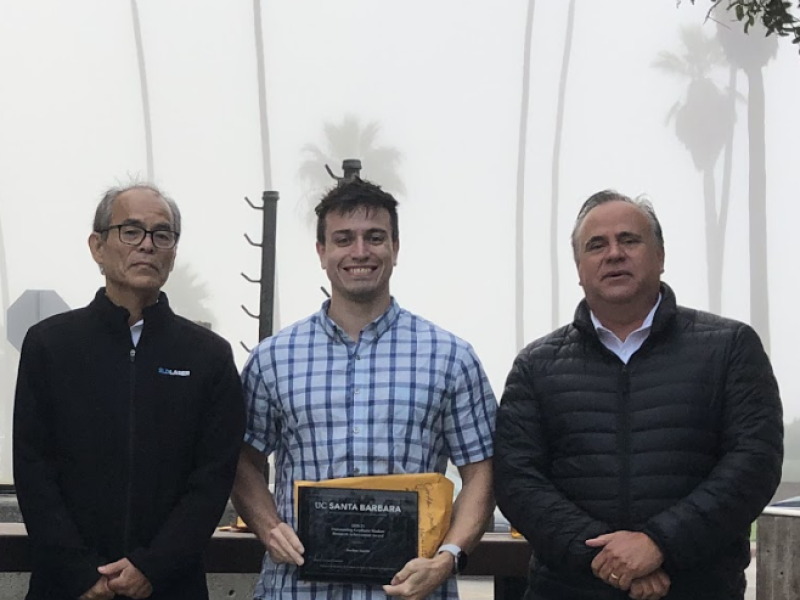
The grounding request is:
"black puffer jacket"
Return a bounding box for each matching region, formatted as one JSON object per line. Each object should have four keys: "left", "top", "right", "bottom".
{"left": 494, "top": 284, "right": 783, "bottom": 600}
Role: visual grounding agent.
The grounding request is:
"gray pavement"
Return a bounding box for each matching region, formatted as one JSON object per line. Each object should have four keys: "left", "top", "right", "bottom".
{"left": 0, "top": 562, "right": 761, "bottom": 600}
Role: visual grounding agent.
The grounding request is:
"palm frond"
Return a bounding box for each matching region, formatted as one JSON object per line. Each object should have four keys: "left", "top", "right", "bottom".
{"left": 652, "top": 51, "right": 691, "bottom": 77}
{"left": 298, "top": 115, "right": 405, "bottom": 199}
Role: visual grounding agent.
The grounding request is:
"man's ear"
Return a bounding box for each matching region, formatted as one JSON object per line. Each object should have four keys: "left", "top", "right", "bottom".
{"left": 88, "top": 232, "right": 104, "bottom": 267}
{"left": 316, "top": 241, "right": 326, "bottom": 268}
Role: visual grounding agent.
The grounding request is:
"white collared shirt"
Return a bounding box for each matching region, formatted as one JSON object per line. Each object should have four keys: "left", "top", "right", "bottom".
{"left": 130, "top": 319, "right": 144, "bottom": 347}
{"left": 590, "top": 294, "right": 662, "bottom": 364}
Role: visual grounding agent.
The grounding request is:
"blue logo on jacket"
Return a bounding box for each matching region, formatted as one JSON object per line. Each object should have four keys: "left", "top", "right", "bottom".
{"left": 158, "top": 367, "right": 191, "bottom": 377}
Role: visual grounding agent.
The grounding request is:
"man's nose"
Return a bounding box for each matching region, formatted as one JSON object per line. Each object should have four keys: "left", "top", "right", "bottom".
{"left": 351, "top": 236, "right": 369, "bottom": 257}
{"left": 605, "top": 241, "right": 625, "bottom": 260}
{"left": 137, "top": 232, "right": 157, "bottom": 252}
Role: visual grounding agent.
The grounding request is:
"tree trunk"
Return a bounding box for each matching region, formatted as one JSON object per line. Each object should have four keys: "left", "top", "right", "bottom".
{"left": 549, "top": 0, "right": 575, "bottom": 329}
{"left": 746, "top": 67, "right": 770, "bottom": 351}
{"left": 0, "top": 216, "right": 8, "bottom": 316}
{"left": 715, "top": 65, "right": 737, "bottom": 315}
{"left": 130, "top": 0, "right": 154, "bottom": 180}
{"left": 703, "top": 169, "right": 722, "bottom": 314}
{"left": 252, "top": 0, "right": 280, "bottom": 331}
{"left": 0, "top": 212, "right": 11, "bottom": 484}
{"left": 253, "top": 0, "right": 273, "bottom": 190}
{"left": 514, "top": 0, "right": 535, "bottom": 351}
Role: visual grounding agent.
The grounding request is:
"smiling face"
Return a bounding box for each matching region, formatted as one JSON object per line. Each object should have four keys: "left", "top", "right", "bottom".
{"left": 316, "top": 205, "right": 399, "bottom": 310}
{"left": 576, "top": 200, "right": 664, "bottom": 311}
{"left": 89, "top": 188, "right": 177, "bottom": 306}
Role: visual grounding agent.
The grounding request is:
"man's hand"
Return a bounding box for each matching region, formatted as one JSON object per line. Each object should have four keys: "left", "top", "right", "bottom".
{"left": 78, "top": 577, "right": 114, "bottom": 600}
{"left": 383, "top": 553, "right": 453, "bottom": 600}
{"left": 266, "top": 522, "right": 305, "bottom": 565}
{"left": 97, "top": 558, "right": 152, "bottom": 599}
{"left": 628, "top": 568, "right": 671, "bottom": 600}
{"left": 585, "top": 531, "right": 664, "bottom": 590}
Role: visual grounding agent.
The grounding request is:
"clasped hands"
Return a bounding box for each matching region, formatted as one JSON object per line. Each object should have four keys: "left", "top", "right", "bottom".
{"left": 79, "top": 558, "right": 153, "bottom": 600}
{"left": 266, "top": 521, "right": 452, "bottom": 600}
{"left": 585, "top": 531, "right": 669, "bottom": 600}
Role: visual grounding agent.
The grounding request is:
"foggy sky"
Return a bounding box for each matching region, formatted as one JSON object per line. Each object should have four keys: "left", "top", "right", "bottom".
{"left": 1, "top": 0, "right": 799, "bottom": 483}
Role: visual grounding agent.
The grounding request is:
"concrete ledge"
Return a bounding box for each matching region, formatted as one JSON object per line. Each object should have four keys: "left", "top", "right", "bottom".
{"left": 0, "top": 493, "right": 238, "bottom": 527}
{"left": 0, "top": 495, "right": 23, "bottom": 523}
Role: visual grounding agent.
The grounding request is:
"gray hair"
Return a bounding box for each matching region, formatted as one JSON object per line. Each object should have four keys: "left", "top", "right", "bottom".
{"left": 570, "top": 189, "right": 664, "bottom": 262}
{"left": 93, "top": 182, "right": 182, "bottom": 236}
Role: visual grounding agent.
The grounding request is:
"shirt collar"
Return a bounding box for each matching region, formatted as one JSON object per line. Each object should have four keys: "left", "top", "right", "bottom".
{"left": 590, "top": 293, "right": 663, "bottom": 338}
{"left": 130, "top": 319, "right": 144, "bottom": 346}
{"left": 317, "top": 297, "right": 401, "bottom": 343}
{"left": 90, "top": 287, "right": 171, "bottom": 329}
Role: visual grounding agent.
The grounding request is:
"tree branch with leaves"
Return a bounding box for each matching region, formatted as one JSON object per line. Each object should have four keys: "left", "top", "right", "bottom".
{"left": 686, "top": 1, "right": 800, "bottom": 50}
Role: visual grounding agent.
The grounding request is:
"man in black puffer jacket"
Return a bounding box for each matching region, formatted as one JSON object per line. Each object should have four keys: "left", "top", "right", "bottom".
{"left": 494, "top": 190, "right": 783, "bottom": 600}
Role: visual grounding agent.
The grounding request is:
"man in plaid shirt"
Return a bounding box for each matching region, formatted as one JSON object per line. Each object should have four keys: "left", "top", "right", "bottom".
{"left": 232, "top": 178, "right": 496, "bottom": 600}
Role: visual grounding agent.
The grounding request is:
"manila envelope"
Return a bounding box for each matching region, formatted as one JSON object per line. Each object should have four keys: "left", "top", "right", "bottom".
{"left": 294, "top": 473, "right": 454, "bottom": 558}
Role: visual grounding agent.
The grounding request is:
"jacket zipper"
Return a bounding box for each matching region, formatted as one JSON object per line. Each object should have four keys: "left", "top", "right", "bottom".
{"left": 619, "top": 364, "right": 631, "bottom": 529}
{"left": 123, "top": 347, "right": 136, "bottom": 552}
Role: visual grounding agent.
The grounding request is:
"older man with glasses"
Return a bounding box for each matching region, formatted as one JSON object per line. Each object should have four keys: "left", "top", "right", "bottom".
{"left": 13, "top": 183, "right": 245, "bottom": 600}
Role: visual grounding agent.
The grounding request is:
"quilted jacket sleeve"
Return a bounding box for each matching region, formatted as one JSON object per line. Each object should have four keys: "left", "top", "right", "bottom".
{"left": 642, "top": 324, "right": 783, "bottom": 570}
{"left": 494, "top": 352, "right": 612, "bottom": 572}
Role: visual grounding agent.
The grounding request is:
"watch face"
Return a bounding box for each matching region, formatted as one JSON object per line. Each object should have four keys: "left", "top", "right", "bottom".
{"left": 456, "top": 551, "right": 468, "bottom": 574}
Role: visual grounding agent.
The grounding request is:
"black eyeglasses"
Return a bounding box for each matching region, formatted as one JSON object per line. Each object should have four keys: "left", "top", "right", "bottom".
{"left": 101, "top": 224, "right": 180, "bottom": 249}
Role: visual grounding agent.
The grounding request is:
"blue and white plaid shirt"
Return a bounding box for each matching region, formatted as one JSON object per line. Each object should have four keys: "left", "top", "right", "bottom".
{"left": 242, "top": 298, "right": 497, "bottom": 600}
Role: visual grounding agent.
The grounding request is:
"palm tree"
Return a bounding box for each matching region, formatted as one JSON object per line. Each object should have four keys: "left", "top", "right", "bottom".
{"left": 718, "top": 61, "right": 738, "bottom": 300}
{"left": 163, "top": 263, "right": 216, "bottom": 328}
{"left": 0, "top": 210, "right": 13, "bottom": 484}
{"left": 549, "top": 0, "right": 576, "bottom": 329}
{"left": 715, "top": 13, "right": 778, "bottom": 351}
{"left": 298, "top": 115, "right": 405, "bottom": 218}
{"left": 653, "top": 26, "right": 735, "bottom": 314}
{"left": 515, "top": 0, "right": 536, "bottom": 350}
{"left": 0, "top": 212, "right": 10, "bottom": 348}
{"left": 253, "top": 0, "right": 273, "bottom": 191}
{"left": 0, "top": 211, "right": 9, "bottom": 324}
{"left": 251, "top": 0, "right": 280, "bottom": 333}
{"left": 130, "top": 0, "right": 154, "bottom": 180}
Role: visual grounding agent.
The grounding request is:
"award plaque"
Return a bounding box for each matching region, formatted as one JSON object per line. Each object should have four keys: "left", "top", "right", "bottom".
{"left": 297, "top": 486, "right": 419, "bottom": 584}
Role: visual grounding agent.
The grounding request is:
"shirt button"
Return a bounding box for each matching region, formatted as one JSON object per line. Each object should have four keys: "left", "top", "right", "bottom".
{"left": 353, "top": 426, "right": 360, "bottom": 434}
{"left": 353, "top": 467, "right": 361, "bottom": 475}
{"left": 354, "top": 388, "right": 360, "bottom": 394}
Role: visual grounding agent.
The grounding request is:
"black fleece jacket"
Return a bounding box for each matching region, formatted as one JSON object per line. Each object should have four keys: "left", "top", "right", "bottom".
{"left": 494, "top": 284, "right": 783, "bottom": 600}
{"left": 13, "top": 289, "right": 245, "bottom": 600}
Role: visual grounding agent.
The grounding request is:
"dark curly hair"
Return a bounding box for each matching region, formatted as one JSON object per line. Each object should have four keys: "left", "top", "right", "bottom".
{"left": 315, "top": 178, "right": 399, "bottom": 244}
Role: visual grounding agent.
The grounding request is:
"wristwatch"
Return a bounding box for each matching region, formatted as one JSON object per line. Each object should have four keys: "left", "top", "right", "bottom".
{"left": 437, "top": 543, "right": 468, "bottom": 575}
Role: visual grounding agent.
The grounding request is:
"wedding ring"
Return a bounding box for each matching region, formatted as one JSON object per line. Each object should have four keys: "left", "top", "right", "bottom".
{"left": 610, "top": 573, "right": 620, "bottom": 580}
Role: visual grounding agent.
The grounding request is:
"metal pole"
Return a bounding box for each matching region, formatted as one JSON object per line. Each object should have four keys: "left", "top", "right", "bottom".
{"left": 341, "top": 158, "right": 362, "bottom": 181}
{"left": 259, "top": 191, "right": 278, "bottom": 340}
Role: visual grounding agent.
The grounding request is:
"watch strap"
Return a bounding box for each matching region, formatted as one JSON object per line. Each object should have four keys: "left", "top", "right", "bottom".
{"left": 437, "top": 544, "right": 465, "bottom": 574}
